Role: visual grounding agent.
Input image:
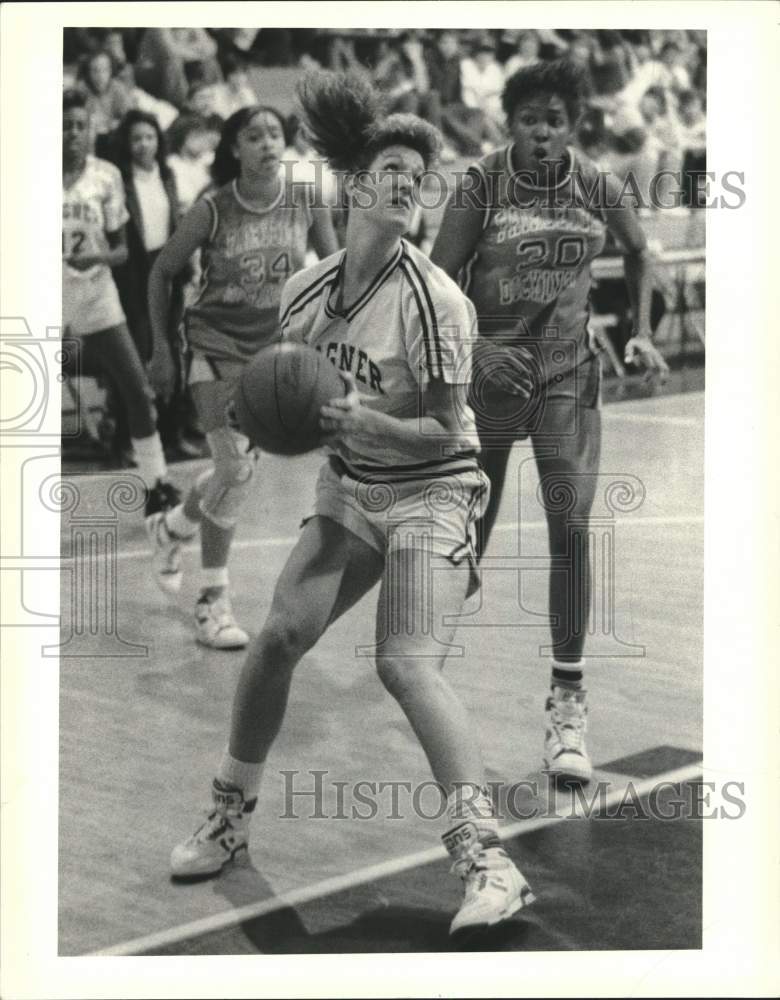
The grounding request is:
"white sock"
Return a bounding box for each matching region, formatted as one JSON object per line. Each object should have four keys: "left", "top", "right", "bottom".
{"left": 132, "top": 433, "right": 167, "bottom": 488}
{"left": 445, "top": 784, "right": 496, "bottom": 828}
{"left": 198, "top": 566, "right": 229, "bottom": 591}
{"left": 165, "top": 504, "right": 199, "bottom": 539}
{"left": 550, "top": 657, "right": 585, "bottom": 690}
{"left": 442, "top": 785, "right": 499, "bottom": 855}
{"left": 217, "top": 749, "right": 264, "bottom": 801}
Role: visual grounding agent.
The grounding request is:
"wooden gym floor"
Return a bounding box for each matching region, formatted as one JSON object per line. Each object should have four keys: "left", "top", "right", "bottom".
{"left": 58, "top": 375, "right": 704, "bottom": 955}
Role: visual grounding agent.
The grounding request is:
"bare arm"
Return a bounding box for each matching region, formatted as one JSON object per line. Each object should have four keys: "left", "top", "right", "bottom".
{"left": 308, "top": 203, "right": 340, "bottom": 260}
{"left": 147, "top": 198, "right": 211, "bottom": 398}
{"left": 602, "top": 177, "right": 669, "bottom": 381}
{"left": 66, "top": 226, "right": 128, "bottom": 271}
{"left": 321, "top": 375, "right": 474, "bottom": 461}
{"left": 148, "top": 198, "right": 211, "bottom": 354}
{"left": 429, "top": 170, "right": 487, "bottom": 280}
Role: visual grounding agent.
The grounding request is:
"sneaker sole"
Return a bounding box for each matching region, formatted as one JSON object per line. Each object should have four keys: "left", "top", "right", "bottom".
{"left": 156, "top": 572, "right": 183, "bottom": 596}
{"left": 449, "top": 885, "right": 536, "bottom": 940}
{"left": 195, "top": 635, "right": 249, "bottom": 651}
{"left": 170, "top": 842, "right": 249, "bottom": 881}
{"left": 543, "top": 760, "right": 593, "bottom": 785}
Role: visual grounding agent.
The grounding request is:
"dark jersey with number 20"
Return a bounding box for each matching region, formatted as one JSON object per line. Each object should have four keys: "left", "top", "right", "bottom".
{"left": 460, "top": 145, "right": 607, "bottom": 380}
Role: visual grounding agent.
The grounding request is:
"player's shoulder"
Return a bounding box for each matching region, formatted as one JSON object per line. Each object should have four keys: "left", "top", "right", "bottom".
{"left": 469, "top": 144, "right": 512, "bottom": 181}
{"left": 86, "top": 154, "right": 123, "bottom": 189}
{"left": 280, "top": 249, "right": 345, "bottom": 322}
{"left": 399, "top": 240, "right": 472, "bottom": 316}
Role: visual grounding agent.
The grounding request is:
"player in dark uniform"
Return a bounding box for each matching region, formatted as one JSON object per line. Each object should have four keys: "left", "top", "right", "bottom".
{"left": 147, "top": 105, "right": 338, "bottom": 648}
{"left": 431, "top": 60, "right": 669, "bottom": 783}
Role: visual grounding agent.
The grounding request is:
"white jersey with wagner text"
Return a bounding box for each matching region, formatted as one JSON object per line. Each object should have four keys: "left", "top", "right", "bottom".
{"left": 279, "top": 239, "right": 480, "bottom": 479}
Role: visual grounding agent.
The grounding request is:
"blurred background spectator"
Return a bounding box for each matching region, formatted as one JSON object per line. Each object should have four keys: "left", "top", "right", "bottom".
{"left": 165, "top": 113, "right": 219, "bottom": 208}
{"left": 459, "top": 35, "right": 506, "bottom": 146}
{"left": 78, "top": 50, "right": 134, "bottom": 152}
{"left": 134, "top": 28, "right": 223, "bottom": 108}
{"left": 110, "top": 110, "right": 201, "bottom": 461}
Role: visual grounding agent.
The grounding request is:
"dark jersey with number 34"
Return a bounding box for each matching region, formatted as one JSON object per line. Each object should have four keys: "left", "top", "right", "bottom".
{"left": 185, "top": 177, "right": 314, "bottom": 362}
{"left": 460, "top": 145, "right": 607, "bottom": 381}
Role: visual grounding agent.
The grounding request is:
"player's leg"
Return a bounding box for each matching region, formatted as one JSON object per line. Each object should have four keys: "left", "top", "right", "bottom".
{"left": 152, "top": 375, "right": 253, "bottom": 638}
{"left": 373, "top": 544, "right": 534, "bottom": 936}
{"left": 81, "top": 324, "right": 180, "bottom": 512}
{"left": 170, "top": 515, "right": 384, "bottom": 877}
{"left": 472, "top": 439, "right": 513, "bottom": 561}
{"left": 531, "top": 372, "right": 602, "bottom": 783}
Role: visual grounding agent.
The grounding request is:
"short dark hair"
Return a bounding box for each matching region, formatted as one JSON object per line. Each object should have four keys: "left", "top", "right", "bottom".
{"left": 210, "top": 105, "right": 286, "bottom": 186}
{"left": 165, "top": 112, "right": 208, "bottom": 155}
{"left": 222, "top": 52, "right": 248, "bottom": 78}
{"left": 114, "top": 109, "right": 171, "bottom": 180}
{"left": 502, "top": 59, "right": 588, "bottom": 127}
{"left": 63, "top": 88, "right": 88, "bottom": 114}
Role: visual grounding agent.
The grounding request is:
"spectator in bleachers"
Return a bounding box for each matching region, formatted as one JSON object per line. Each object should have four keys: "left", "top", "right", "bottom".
{"left": 111, "top": 110, "right": 199, "bottom": 460}
{"left": 423, "top": 30, "right": 499, "bottom": 156}
{"left": 166, "top": 113, "right": 214, "bottom": 210}
{"left": 372, "top": 31, "right": 432, "bottom": 115}
{"left": 282, "top": 114, "right": 338, "bottom": 203}
{"left": 566, "top": 32, "right": 597, "bottom": 83}
{"left": 460, "top": 35, "right": 506, "bottom": 144}
{"left": 576, "top": 106, "right": 610, "bottom": 167}
{"left": 208, "top": 53, "right": 258, "bottom": 120}
{"left": 678, "top": 90, "right": 707, "bottom": 208}
{"left": 589, "top": 30, "right": 632, "bottom": 97}
{"left": 135, "top": 28, "right": 223, "bottom": 109}
{"left": 503, "top": 31, "right": 542, "bottom": 77}
{"left": 78, "top": 50, "right": 134, "bottom": 149}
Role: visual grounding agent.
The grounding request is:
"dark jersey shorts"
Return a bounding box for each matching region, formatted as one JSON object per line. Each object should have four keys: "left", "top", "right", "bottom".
{"left": 471, "top": 350, "right": 601, "bottom": 443}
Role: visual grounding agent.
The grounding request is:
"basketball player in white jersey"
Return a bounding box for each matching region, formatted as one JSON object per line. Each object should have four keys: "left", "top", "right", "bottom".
{"left": 169, "top": 71, "right": 535, "bottom": 940}
{"left": 62, "top": 89, "right": 180, "bottom": 520}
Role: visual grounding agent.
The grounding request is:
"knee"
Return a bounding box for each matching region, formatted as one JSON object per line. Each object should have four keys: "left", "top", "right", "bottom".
{"left": 199, "top": 429, "right": 256, "bottom": 529}
{"left": 260, "top": 611, "right": 318, "bottom": 666}
{"left": 375, "top": 654, "right": 436, "bottom": 704}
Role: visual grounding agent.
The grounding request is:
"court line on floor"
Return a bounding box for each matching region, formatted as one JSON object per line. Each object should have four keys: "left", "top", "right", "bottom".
{"left": 602, "top": 412, "right": 700, "bottom": 427}
{"left": 88, "top": 759, "right": 703, "bottom": 957}
{"left": 100, "top": 513, "right": 703, "bottom": 564}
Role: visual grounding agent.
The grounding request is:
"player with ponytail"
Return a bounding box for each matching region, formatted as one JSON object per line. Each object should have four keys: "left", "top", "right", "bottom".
{"left": 169, "top": 71, "right": 535, "bottom": 940}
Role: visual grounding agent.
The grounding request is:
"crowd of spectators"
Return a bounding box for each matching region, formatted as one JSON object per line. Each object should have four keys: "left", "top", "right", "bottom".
{"left": 62, "top": 27, "right": 707, "bottom": 462}
{"left": 65, "top": 26, "right": 706, "bottom": 200}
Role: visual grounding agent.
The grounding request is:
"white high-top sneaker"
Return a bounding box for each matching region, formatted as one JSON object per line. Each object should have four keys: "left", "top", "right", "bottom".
{"left": 195, "top": 591, "right": 249, "bottom": 649}
{"left": 170, "top": 779, "right": 256, "bottom": 878}
{"left": 444, "top": 814, "right": 535, "bottom": 937}
{"left": 146, "top": 511, "right": 185, "bottom": 595}
{"left": 543, "top": 685, "right": 592, "bottom": 783}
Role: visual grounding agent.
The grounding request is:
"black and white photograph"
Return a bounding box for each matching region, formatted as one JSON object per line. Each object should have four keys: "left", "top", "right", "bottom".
{"left": 1, "top": 2, "right": 778, "bottom": 997}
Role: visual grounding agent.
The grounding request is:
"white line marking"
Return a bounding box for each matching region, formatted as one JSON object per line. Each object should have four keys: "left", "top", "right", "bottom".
{"left": 88, "top": 760, "right": 703, "bottom": 957}
{"left": 104, "top": 514, "right": 703, "bottom": 564}
{"left": 603, "top": 412, "right": 700, "bottom": 427}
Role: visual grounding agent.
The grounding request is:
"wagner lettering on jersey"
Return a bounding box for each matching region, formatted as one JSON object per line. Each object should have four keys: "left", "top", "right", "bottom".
{"left": 279, "top": 239, "right": 481, "bottom": 475}
{"left": 316, "top": 342, "right": 385, "bottom": 394}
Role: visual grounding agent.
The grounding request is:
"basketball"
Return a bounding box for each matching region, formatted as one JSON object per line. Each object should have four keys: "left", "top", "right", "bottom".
{"left": 232, "top": 342, "right": 347, "bottom": 455}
